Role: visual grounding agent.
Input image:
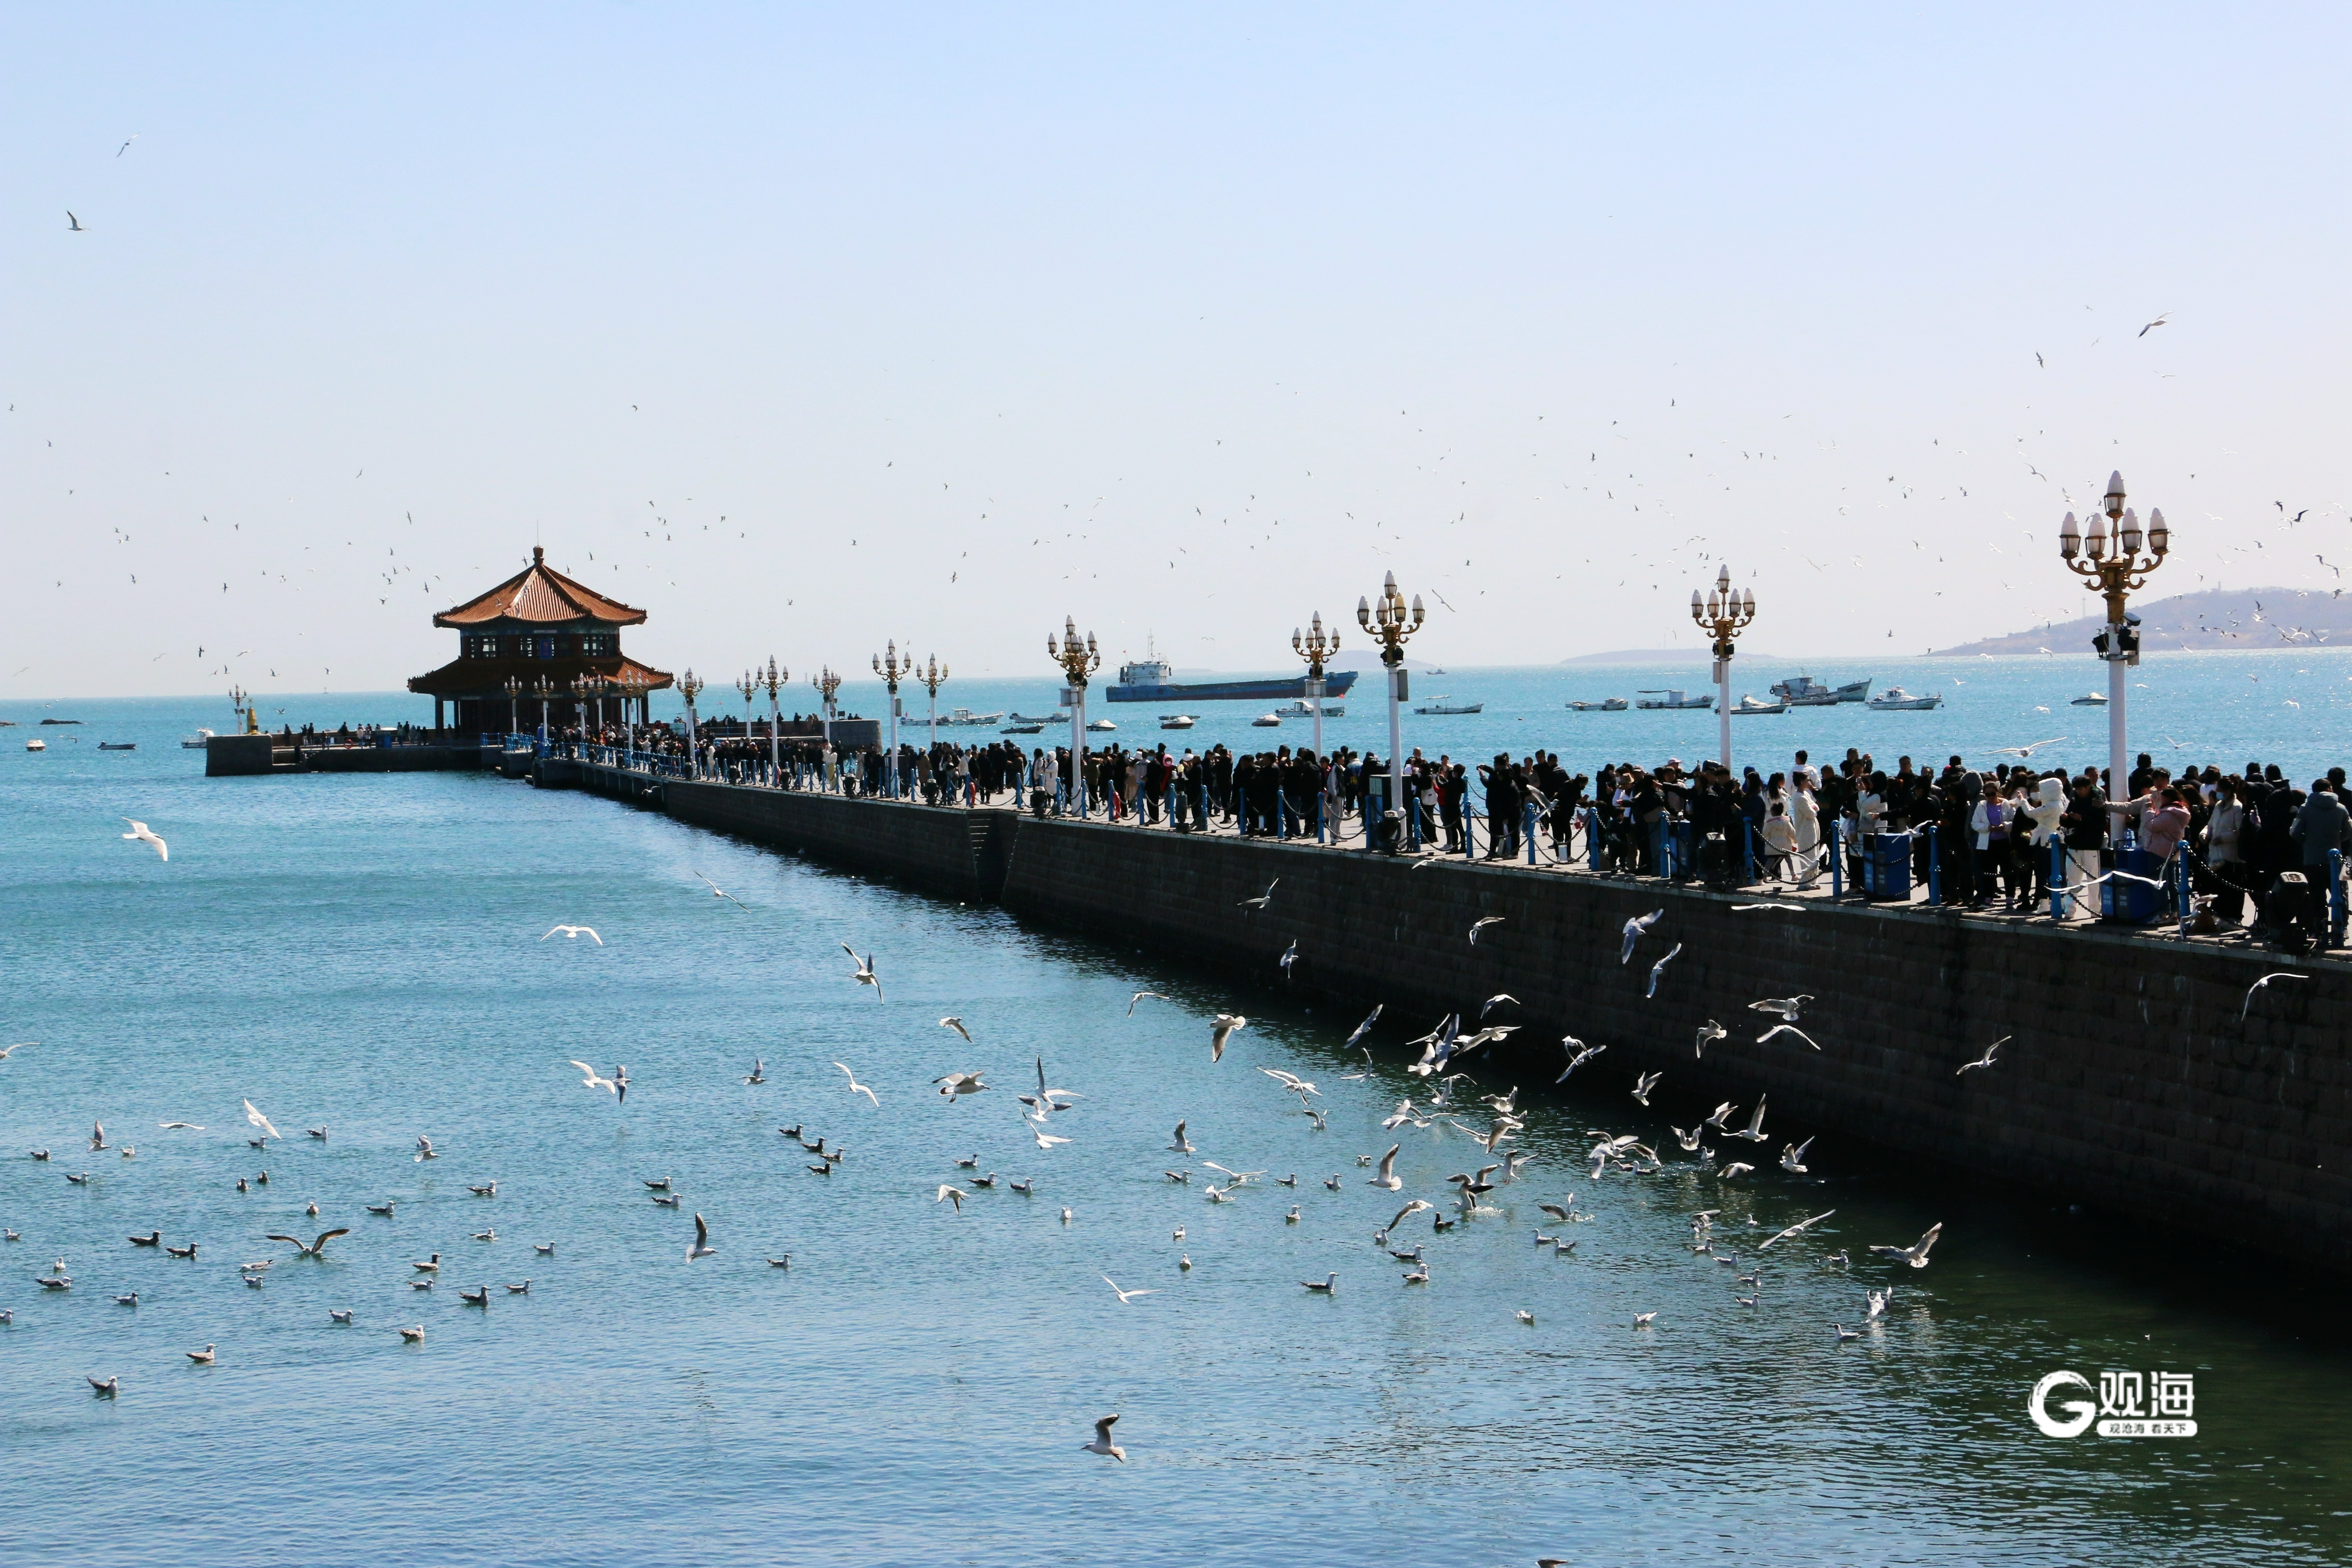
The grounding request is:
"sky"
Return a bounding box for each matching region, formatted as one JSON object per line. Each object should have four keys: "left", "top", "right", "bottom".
{"left": 7, "top": 6, "right": 2352, "bottom": 698}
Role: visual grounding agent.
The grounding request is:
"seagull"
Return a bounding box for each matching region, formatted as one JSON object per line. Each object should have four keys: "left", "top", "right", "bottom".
{"left": 2241, "top": 973, "right": 2309, "bottom": 1020}
{"left": 469, "top": 1181, "right": 496, "bottom": 1197}
{"left": 264, "top": 1227, "right": 350, "bottom": 1257}
{"left": 1127, "top": 991, "right": 1168, "bottom": 1017}
{"left": 414, "top": 1136, "right": 437, "bottom": 1162}
{"left": 1083, "top": 1414, "right": 1126, "bottom": 1462}
{"left": 1343, "top": 1005, "right": 1384, "bottom": 1050}
{"left": 1103, "top": 1276, "right": 1158, "bottom": 1305}
{"left": 744, "top": 1059, "right": 766, "bottom": 1084}
{"left": 243, "top": 1101, "right": 280, "bottom": 1141}
{"left": 1369, "top": 1144, "right": 1402, "bottom": 1191}
{"left": 67, "top": 211, "right": 86, "bottom": 232}
{"left": 1955, "top": 1037, "right": 2009, "bottom": 1076}
{"left": 1834, "top": 1323, "right": 1861, "bottom": 1342}
{"left": 0, "top": 1045, "right": 34, "bottom": 1063}
{"left": 696, "top": 871, "right": 750, "bottom": 909}
{"left": 541, "top": 925, "right": 602, "bottom": 944}
{"left": 1620, "top": 909, "right": 1665, "bottom": 964}
{"left": 366, "top": 1202, "right": 395, "bottom": 1217}
{"left": 1167, "top": 1119, "right": 1195, "bottom": 1153}
{"left": 1631, "top": 1071, "right": 1663, "bottom": 1106}
{"left": 165, "top": 1242, "right": 196, "bottom": 1259}
{"left": 1645, "top": 943, "right": 1682, "bottom": 998}
{"left": 1210, "top": 1014, "right": 1248, "bottom": 1063}
{"left": 1467, "top": 916, "right": 1506, "bottom": 945}
{"left": 1479, "top": 993, "right": 1518, "bottom": 1020}
{"left": 1748, "top": 995, "right": 1812, "bottom": 1021}
{"left": 506, "top": 1280, "right": 532, "bottom": 1293}
{"left": 939, "top": 1017, "right": 972, "bottom": 1043}
{"left": 88, "top": 1375, "right": 118, "bottom": 1395}
{"left": 1693, "top": 1020, "right": 1726, "bottom": 1059}
{"left": 534, "top": 1242, "right": 554, "bottom": 1255}
{"left": 399, "top": 1326, "right": 426, "bottom": 1344}
{"left": 1633, "top": 1312, "right": 1657, "bottom": 1328}
{"left": 412, "top": 1253, "right": 441, "bottom": 1272}
{"left": 1866, "top": 1287, "right": 1893, "bottom": 1319}
{"left": 1719, "top": 1162, "right": 1755, "bottom": 1179}
{"left": 840, "top": 945, "right": 882, "bottom": 1001}
{"left": 1236, "top": 878, "right": 1280, "bottom": 910}
{"left": 1277, "top": 939, "right": 1299, "bottom": 978}
{"left": 1780, "top": 1137, "right": 1815, "bottom": 1173}
{"left": 1727, "top": 1098, "right": 1771, "bottom": 1142}
{"left": 1300, "top": 1273, "right": 1337, "bottom": 1293}
{"left": 329, "top": 1310, "right": 354, "bottom": 1323}
{"left": 934, "top": 1185, "right": 967, "bottom": 1211}
{"left": 1025, "top": 1115, "right": 1072, "bottom": 1150}
{"left": 834, "top": 1063, "right": 879, "bottom": 1106}
{"left": 1868, "top": 1223, "right": 1943, "bottom": 1268}
{"left": 1259, "top": 1067, "right": 1317, "bottom": 1097}
{"left": 471, "top": 1229, "right": 497, "bottom": 1242}
{"left": 612, "top": 1066, "right": 628, "bottom": 1104}
{"left": 129, "top": 1231, "right": 160, "bottom": 1247}
{"left": 306, "top": 1127, "right": 328, "bottom": 1141}
{"left": 2138, "top": 311, "right": 2170, "bottom": 337}
{"left": 120, "top": 819, "right": 168, "bottom": 860}
{"left": 686, "top": 1212, "right": 716, "bottom": 1261}
{"left": 1989, "top": 738, "right": 2067, "bottom": 760}
{"left": 90, "top": 1121, "right": 108, "bottom": 1151}
{"left": 1401, "top": 1261, "right": 1430, "bottom": 1284}
{"left": 1757, "top": 1024, "right": 1822, "bottom": 1051}
{"left": 114, "top": 1291, "right": 139, "bottom": 1307}
{"left": 1730, "top": 903, "right": 1807, "bottom": 913}
{"left": 1758, "top": 1209, "right": 1835, "bottom": 1249}
{"left": 934, "top": 1071, "right": 989, "bottom": 1099}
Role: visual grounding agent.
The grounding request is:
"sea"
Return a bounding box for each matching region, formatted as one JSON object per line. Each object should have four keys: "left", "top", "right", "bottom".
{"left": 3, "top": 669, "right": 2349, "bottom": 1566}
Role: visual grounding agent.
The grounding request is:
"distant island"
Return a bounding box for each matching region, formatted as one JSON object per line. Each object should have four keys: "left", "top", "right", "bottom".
{"left": 1929, "top": 586, "right": 2348, "bottom": 656}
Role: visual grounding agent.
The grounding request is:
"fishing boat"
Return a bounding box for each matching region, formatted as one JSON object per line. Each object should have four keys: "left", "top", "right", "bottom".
{"left": 1273, "top": 698, "right": 1344, "bottom": 718}
{"left": 1009, "top": 712, "right": 1069, "bottom": 726}
{"left": 1634, "top": 689, "right": 1713, "bottom": 710}
{"left": 1001, "top": 723, "right": 1044, "bottom": 735}
{"left": 1770, "top": 674, "right": 1871, "bottom": 705}
{"left": 1732, "top": 695, "right": 1787, "bottom": 715}
{"left": 1086, "top": 718, "right": 1118, "bottom": 732}
{"left": 1251, "top": 713, "right": 1283, "bottom": 727}
{"left": 25, "top": 738, "right": 45, "bottom": 752}
{"left": 1411, "top": 698, "right": 1484, "bottom": 715}
{"left": 1159, "top": 715, "right": 1196, "bottom": 731}
{"left": 2069, "top": 691, "right": 2110, "bottom": 706}
{"left": 1868, "top": 687, "right": 1943, "bottom": 710}
{"left": 182, "top": 729, "right": 215, "bottom": 749}
{"left": 939, "top": 708, "right": 1004, "bottom": 727}
{"left": 1567, "top": 698, "right": 1629, "bottom": 712}
{"left": 98, "top": 741, "right": 137, "bottom": 750}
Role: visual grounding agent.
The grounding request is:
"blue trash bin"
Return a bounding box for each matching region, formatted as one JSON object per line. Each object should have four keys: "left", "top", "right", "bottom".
{"left": 2101, "top": 848, "right": 2165, "bottom": 924}
{"left": 1861, "top": 831, "right": 1913, "bottom": 901}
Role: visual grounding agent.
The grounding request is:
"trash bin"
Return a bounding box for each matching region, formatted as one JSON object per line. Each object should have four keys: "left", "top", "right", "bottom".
{"left": 1861, "top": 831, "right": 1913, "bottom": 901}
{"left": 2101, "top": 848, "right": 2167, "bottom": 925}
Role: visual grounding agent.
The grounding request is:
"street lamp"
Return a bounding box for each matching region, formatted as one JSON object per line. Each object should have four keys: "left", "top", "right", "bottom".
{"left": 760, "top": 656, "right": 787, "bottom": 784}
{"left": 874, "top": 640, "right": 911, "bottom": 798}
{"left": 812, "top": 666, "right": 842, "bottom": 790}
{"left": 679, "top": 668, "right": 705, "bottom": 778}
{"left": 230, "top": 683, "right": 254, "bottom": 735}
{"left": 1688, "top": 564, "right": 1756, "bottom": 772}
{"left": 2059, "top": 470, "right": 2168, "bottom": 819}
{"left": 1291, "top": 611, "right": 1340, "bottom": 764}
{"left": 917, "top": 653, "right": 949, "bottom": 760}
{"left": 502, "top": 675, "right": 525, "bottom": 738}
{"left": 1047, "top": 616, "right": 1101, "bottom": 816}
{"left": 1355, "top": 572, "right": 1424, "bottom": 852}
{"left": 735, "top": 668, "right": 759, "bottom": 754}
{"left": 532, "top": 674, "right": 556, "bottom": 744}
{"left": 616, "top": 671, "right": 646, "bottom": 768}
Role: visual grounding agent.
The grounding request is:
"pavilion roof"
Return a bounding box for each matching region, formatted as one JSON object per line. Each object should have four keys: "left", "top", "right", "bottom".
{"left": 406, "top": 652, "right": 673, "bottom": 698}
{"left": 433, "top": 546, "right": 647, "bottom": 628}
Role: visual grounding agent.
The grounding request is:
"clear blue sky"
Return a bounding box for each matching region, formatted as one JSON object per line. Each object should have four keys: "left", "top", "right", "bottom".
{"left": 6, "top": 6, "right": 2349, "bottom": 696}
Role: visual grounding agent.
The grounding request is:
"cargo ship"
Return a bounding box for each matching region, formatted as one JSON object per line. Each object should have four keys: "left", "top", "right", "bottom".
{"left": 1102, "top": 655, "right": 1359, "bottom": 704}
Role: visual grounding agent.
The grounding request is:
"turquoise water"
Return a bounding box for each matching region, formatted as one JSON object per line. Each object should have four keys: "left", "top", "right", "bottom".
{"left": 4, "top": 697, "right": 2350, "bottom": 1565}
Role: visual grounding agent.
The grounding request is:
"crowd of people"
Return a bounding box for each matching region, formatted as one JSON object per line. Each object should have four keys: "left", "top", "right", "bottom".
{"left": 548, "top": 717, "right": 2352, "bottom": 946}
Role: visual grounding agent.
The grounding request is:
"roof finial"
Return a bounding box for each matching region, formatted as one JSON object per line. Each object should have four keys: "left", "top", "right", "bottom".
{"left": 533, "top": 545, "right": 545, "bottom": 564}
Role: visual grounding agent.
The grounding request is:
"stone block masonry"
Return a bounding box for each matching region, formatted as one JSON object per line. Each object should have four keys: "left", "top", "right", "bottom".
{"left": 532, "top": 762, "right": 2352, "bottom": 1275}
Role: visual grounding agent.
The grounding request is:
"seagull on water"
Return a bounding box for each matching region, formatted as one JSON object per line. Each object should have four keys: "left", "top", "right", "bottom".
{"left": 1169, "top": 1120, "right": 1193, "bottom": 1152}
{"left": 120, "top": 819, "right": 168, "bottom": 860}
{"left": 1866, "top": 1287, "right": 1893, "bottom": 1319}
{"left": 399, "top": 1326, "right": 425, "bottom": 1343}
{"left": 686, "top": 1212, "right": 716, "bottom": 1261}
{"left": 1868, "top": 1223, "right": 1942, "bottom": 1268}
{"left": 1301, "top": 1273, "right": 1337, "bottom": 1293}
{"left": 1209, "top": 1015, "right": 1248, "bottom": 1063}
{"left": 88, "top": 1375, "right": 119, "bottom": 1395}
{"left": 541, "top": 925, "right": 602, "bottom": 943}
{"left": 265, "top": 1227, "right": 350, "bottom": 1257}
{"left": 1633, "top": 1312, "right": 1657, "bottom": 1329}
{"left": 834, "top": 1063, "right": 879, "bottom": 1106}
{"left": 414, "top": 1136, "right": 438, "bottom": 1162}
{"left": 1621, "top": 909, "right": 1665, "bottom": 964}
{"left": 1083, "top": 1414, "right": 1126, "bottom": 1461}
{"left": 187, "top": 1344, "right": 215, "bottom": 1364}
{"left": 1955, "top": 1037, "right": 2009, "bottom": 1076}
{"left": 1834, "top": 1323, "right": 1862, "bottom": 1342}
{"left": 744, "top": 1059, "right": 766, "bottom": 1084}
{"left": 839, "top": 945, "right": 882, "bottom": 1000}
{"left": 329, "top": 1310, "right": 354, "bottom": 1323}
{"left": 1103, "top": 1276, "right": 1157, "bottom": 1305}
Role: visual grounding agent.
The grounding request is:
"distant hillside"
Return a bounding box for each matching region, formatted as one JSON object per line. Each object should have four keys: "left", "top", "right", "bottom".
{"left": 1931, "top": 586, "right": 2350, "bottom": 656}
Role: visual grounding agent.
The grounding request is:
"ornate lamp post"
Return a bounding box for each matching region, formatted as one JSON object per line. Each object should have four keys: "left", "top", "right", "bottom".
{"left": 532, "top": 674, "right": 556, "bottom": 744}
{"left": 760, "top": 656, "right": 787, "bottom": 783}
{"left": 2059, "top": 471, "right": 2168, "bottom": 819}
{"left": 812, "top": 666, "right": 842, "bottom": 790}
{"left": 616, "top": 671, "right": 646, "bottom": 768}
{"left": 502, "top": 675, "right": 525, "bottom": 738}
{"left": 678, "top": 668, "right": 705, "bottom": 778}
{"left": 1356, "top": 573, "right": 1424, "bottom": 851}
{"left": 1291, "top": 611, "right": 1340, "bottom": 763}
{"left": 1688, "top": 564, "right": 1756, "bottom": 772}
{"left": 874, "top": 640, "right": 911, "bottom": 797}
{"left": 735, "top": 668, "right": 759, "bottom": 749}
{"left": 917, "top": 653, "right": 949, "bottom": 759}
{"left": 1047, "top": 616, "right": 1101, "bottom": 816}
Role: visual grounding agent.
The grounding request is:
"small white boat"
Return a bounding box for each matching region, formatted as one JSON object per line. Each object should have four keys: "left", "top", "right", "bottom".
{"left": 98, "top": 741, "right": 138, "bottom": 750}
{"left": 941, "top": 709, "right": 1004, "bottom": 726}
{"left": 1732, "top": 695, "right": 1787, "bottom": 714}
{"left": 1633, "top": 689, "right": 1713, "bottom": 711}
{"left": 1086, "top": 718, "right": 1118, "bottom": 732}
{"left": 1251, "top": 713, "right": 1283, "bottom": 728}
{"left": 1412, "top": 698, "right": 1484, "bottom": 715}
{"left": 1273, "top": 698, "right": 1346, "bottom": 718}
{"left": 1568, "top": 698, "right": 1629, "bottom": 712}
{"left": 1868, "top": 687, "right": 1943, "bottom": 710}
{"left": 1159, "top": 715, "right": 1196, "bottom": 731}
{"left": 25, "top": 738, "right": 46, "bottom": 752}
{"left": 182, "top": 729, "right": 215, "bottom": 749}
{"left": 2069, "top": 691, "right": 2110, "bottom": 706}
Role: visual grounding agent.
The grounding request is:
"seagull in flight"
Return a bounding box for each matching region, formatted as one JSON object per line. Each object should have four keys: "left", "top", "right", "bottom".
{"left": 1620, "top": 909, "right": 1664, "bottom": 964}
{"left": 939, "top": 1016, "right": 972, "bottom": 1043}
{"left": 2138, "top": 311, "right": 2171, "bottom": 337}
{"left": 1758, "top": 1209, "right": 1835, "bottom": 1249}
{"left": 1748, "top": 995, "right": 1812, "bottom": 1020}
{"left": 695, "top": 871, "right": 749, "bottom": 909}
{"left": 1236, "top": 878, "right": 1280, "bottom": 910}
{"left": 833, "top": 1063, "right": 879, "bottom": 1106}
{"left": 567, "top": 1060, "right": 619, "bottom": 1096}
{"left": 1989, "top": 738, "right": 2067, "bottom": 760}
{"left": 1779, "top": 1137, "right": 1814, "bottom": 1173}
{"left": 243, "top": 1100, "right": 280, "bottom": 1140}
{"left": 1209, "top": 1014, "right": 1248, "bottom": 1063}
{"left": 934, "top": 1071, "right": 988, "bottom": 1100}
{"left": 2241, "top": 973, "right": 2309, "bottom": 1020}
{"left": 265, "top": 1227, "right": 351, "bottom": 1258}
{"left": 1632, "top": 1070, "right": 1662, "bottom": 1105}
{"left": 934, "top": 1184, "right": 968, "bottom": 1212}
{"left": 1955, "top": 1037, "right": 2009, "bottom": 1076}
{"left": 1083, "top": 1414, "right": 1126, "bottom": 1461}
{"left": 1645, "top": 943, "right": 1682, "bottom": 998}
{"left": 1102, "top": 1276, "right": 1157, "bottom": 1305}
{"left": 1369, "top": 1144, "right": 1402, "bottom": 1191}
{"left": 120, "top": 819, "right": 168, "bottom": 860}
{"left": 0, "top": 1043, "right": 32, "bottom": 1061}
{"left": 1869, "top": 1223, "right": 1943, "bottom": 1268}
{"left": 67, "top": 211, "right": 85, "bottom": 232}
{"left": 1757, "top": 1024, "right": 1822, "bottom": 1051}
{"left": 1127, "top": 991, "right": 1167, "bottom": 1017}
{"left": 840, "top": 944, "right": 882, "bottom": 1001}
{"left": 1692, "top": 1020, "right": 1726, "bottom": 1059}
{"left": 414, "top": 1136, "right": 438, "bottom": 1162}
{"left": 1480, "top": 993, "right": 1518, "bottom": 1019}
{"left": 541, "top": 925, "right": 602, "bottom": 944}
{"left": 685, "top": 1212, "right": 716, "bottom": 1261}
{"left": 1468, "top": 916, "right": 1506, "bottom": 945}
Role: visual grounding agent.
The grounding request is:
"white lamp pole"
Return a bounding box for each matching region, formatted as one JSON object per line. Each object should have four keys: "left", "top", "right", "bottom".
{"left": 1356, "top": 573, "right": 1424, "bottom": 851}
{"left": 2060, "top": 472, "right": 2168, "bottom": 823}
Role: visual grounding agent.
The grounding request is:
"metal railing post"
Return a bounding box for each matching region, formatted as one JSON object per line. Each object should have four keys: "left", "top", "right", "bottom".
{"left": 2049, "top": 840, "right": 2066, "bottom": 922}
{"left": 1927, "top": 825, "right": 1941, "bottom": 906}
{"left": 1829, "top": 818, "right": 1843, "bottom": 899}
{"left": 1524, "top": 799, "right": 1538, "bottom": 865}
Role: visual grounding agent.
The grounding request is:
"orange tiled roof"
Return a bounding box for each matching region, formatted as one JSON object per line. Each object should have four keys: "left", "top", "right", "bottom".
{"left": 433, "top": 547, "right": 648, "bottom": 628}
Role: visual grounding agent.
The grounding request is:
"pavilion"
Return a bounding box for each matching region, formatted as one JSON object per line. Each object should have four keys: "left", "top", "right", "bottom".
{"left": 408, "top": 547, "right": 673, "bottom": 734}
